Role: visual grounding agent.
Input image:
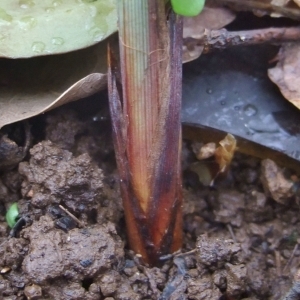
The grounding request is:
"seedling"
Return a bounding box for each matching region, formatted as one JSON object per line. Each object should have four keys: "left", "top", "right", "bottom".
{"left": 5, "top": 202, "right": 19, "bottom": 228}
{"left": 171, "top": 0, "right": 205, "bottom": 16}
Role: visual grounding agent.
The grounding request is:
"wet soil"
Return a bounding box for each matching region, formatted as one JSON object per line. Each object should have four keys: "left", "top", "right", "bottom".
{"left": 0, "top": 95, "right": 300, "bottom": 300}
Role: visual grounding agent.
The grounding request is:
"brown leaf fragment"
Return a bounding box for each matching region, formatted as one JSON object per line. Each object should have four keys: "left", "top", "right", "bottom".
{"left": 183, "top": 7, "right": 236, "bottom": 39}
{"left": 189, "top": 161, "right": 214, "bottom": 186}
{"left": 183, "top": 6, "right": 236, "bottom": 62}
{"left": 0, "top": 40, "right": 113, "bottom": 129}
{"left": 194, "top": 142, "right": 216, "bottom": 160}
{"left": 215, "top": 134, "right": 237, "bottom": 173}
{"left": 214, "top": 0, "right": 300, "bottom": 20}
{"left": 270, "top": 0, "right": 290, "bottom": 16}
{"left": 268, "top": 43, "right": 300, "bottom": 110}
{"left": 189, "top": 134, "right": 236, "bottom": 186}
{"left": 260, "top": 158, "right": 293, "bottom": 204}
{"left": 271, "top": 0, "right": 290, "bottom": 5}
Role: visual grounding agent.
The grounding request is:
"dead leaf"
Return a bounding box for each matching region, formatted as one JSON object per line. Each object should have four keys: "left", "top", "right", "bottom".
{"left": 194, "top": 142, "right": 216, "bottom": 160}
{"left": 270, "top": 0, "right": 290, "bottom": 17}
{"left": 215, "top": 134, "right": 237, "bottom": 173}
{"left": 271, "top": 0, "right": 290, "bottom": 5}
{"left": 261, "top": 158, "right": 293, "bottom": 204}
{"left": 294, "top": 0, "right": 300, "bottom": 7}
{"left": 0, "top": 40, "right": 110, "bottom": 129}
{"left": 215, "top": 0, "right": 300, "bottom": 20}
{"left": 268, "top": 43, "right": 300, "bottom": 109}
{"left": 189, "top": 161, "right": 214, "bottom": 186}
{"left": 189, "top": 134, "right": 236, "bottom": 186}
{"left": 183, "top": 6, "right": 236, "bottom": 62}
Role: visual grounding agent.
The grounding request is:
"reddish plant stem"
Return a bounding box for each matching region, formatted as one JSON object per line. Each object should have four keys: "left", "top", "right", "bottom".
{"left": 108, "top": 2, "right": 183, "bottom": 266}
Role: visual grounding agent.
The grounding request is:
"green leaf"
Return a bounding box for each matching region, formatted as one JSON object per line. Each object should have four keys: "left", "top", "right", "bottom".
{"left": 171, "top": 0, "right": 205, "bottom": 17}
{"left": 6, "top": 203, "right": 19, "bottom": 228}
{"left": 0, "top": 0, "right": 117, "bottom": 58}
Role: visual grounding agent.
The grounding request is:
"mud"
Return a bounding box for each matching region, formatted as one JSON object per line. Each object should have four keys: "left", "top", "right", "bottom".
{"left": 0, "top": 96, "right": 300, "bottom": 299}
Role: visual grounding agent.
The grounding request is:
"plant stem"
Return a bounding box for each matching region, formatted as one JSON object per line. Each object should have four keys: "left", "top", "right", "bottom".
{"left": 108, "top": 0, "right": 183, "bottom": 265}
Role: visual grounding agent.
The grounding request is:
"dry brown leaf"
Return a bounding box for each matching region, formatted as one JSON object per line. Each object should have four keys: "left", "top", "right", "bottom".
{"left": 261, "top": 159, "right": 293, "bottom": 204}
{"left": 183, "top": 6, "right": 236, "bottom": 63}
{"left": 270, "top": 0, "right": 290, "bottom": 17}
{"left": 0, "top": 40, "right": 111, "bottom": 129}
{"left": 268, "top": 43, "right": 300, "bottom": 109}
{"left": 189, "top": 134, "right": 237, "bottom": 186}
{"left": 195, "top": 142, "right": 216, "bottom": 160}
{"left": 271, "top": 0, "right": 290, "bottom": 5}
{"left": 215, "top": 133, "right": 237, "bottom": 173}
{"left": 215, "top": 0, "right": 300, "bottom": 19}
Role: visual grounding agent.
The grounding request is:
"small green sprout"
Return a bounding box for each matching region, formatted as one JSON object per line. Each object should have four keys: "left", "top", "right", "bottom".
{"left": 6, "top": 203, "right": 19, "bottom": 228}
{"left": 170, "top": 0, "right": 205, "bottom": 17}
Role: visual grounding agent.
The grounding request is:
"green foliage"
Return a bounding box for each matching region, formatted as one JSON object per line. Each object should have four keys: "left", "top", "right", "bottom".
{"left": 0, "top": 0, "right": 117, "bottom": 58}
{"left": 5, "top": 203, "right": 19, "bottom": 228}
{"left": 170, "top": 0, "right": 205, "bottom": 17}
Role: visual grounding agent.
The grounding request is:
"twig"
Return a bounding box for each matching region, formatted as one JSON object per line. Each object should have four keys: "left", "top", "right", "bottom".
{"left": 283, "top": 243, "right": 299, "bottom": 274}
{"left": 159, "top": 248, "right": 197, "bottom": 261}
{"left": 185, "top": 27, "right": 300, "bottom": 54}
{"left": 58, "top": 205, "right": 84, "bottom": 228}
{"left": 275, "top": 250, "right": 282, "bottom": 277}
{"left": 175, "top": 249, "right": 197, "bottom": 258}
{"left": 23, "top": 121, "right": 31, "bottom": 154}
{"left": 213, "top": 0, "right": 300, "bottom": 20}
{"left": 226, "top": 224, "right": 237, "bottom": 243}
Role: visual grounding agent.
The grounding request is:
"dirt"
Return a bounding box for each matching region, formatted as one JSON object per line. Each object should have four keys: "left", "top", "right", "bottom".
{"left": 0, "top": 95, "right": 300, "bottom": 300}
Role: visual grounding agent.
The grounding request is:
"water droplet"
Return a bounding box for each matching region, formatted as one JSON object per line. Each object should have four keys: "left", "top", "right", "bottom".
{"left": 248, "top": 114, "right": 279, "bottom": 133}
{"left": 52, "top": 0, "right": 62, "bottom": 6}
{"left": 206, "top": 88, "right": 213, "bottom": 94}
{"left": 19, "top": 0, "right": 34, "bottom": 9}
{"left": 20, "top": 16, "right": 37, "bottom": 30}
{"left": 234, "top": 106, "right": 240, "bottom": 111}
{"left": 0, "top": 8, "right": 12, "bottom": 22}
{"left": 89, "top": 27, "right": 104, "bottom": 41}
{"left": 243, "top": 104, "right": 258, "bottom": 117}
{"left": 31, "top": 42, "right": 45, "bottom": 53}
{"left": 221, "top": 100, "right": 226, "bottom": 106}
{"left": 45, "top": 7, "right": 55, "bottom": 13}
{"left": 51, "top": 37, "right": 64, "bottom": 46}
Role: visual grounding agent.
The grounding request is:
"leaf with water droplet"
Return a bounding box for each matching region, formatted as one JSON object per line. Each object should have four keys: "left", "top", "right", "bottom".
{"left": 0, "top": 0, "right": 117, "bottom": 58}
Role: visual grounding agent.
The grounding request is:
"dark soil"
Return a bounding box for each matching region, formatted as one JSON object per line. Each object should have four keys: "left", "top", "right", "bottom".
{"left": 1, "top": 94, "right": 300, "bottom": 300}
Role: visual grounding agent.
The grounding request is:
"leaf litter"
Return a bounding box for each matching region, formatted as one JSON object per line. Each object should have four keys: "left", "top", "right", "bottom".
{"left": 0, "top": 41, "right": 109, "bottom": 129}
